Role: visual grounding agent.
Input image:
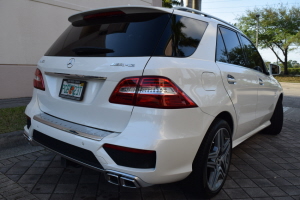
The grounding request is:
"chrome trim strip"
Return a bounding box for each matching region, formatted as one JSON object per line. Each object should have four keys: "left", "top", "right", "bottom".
{"left": 33, "top": 113, "right": 115, "bottom": 141}
{"left": 45, "top": 72, "right": 107, "bottom": 80}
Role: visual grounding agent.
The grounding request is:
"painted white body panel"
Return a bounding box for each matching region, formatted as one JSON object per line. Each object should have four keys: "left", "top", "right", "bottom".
{"left": 37, "top": 56, "right": 151, "bottom": 132}
{"left": 216, "top": 62, "right": 259, "bottom": 140}
{"left": 25, "top": 6, "right": 283, "bottom": 186}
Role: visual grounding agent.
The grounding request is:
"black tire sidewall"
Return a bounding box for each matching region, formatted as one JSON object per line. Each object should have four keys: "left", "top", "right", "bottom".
{"left": 191, "top": 119, "right": 232, "bottom": 198}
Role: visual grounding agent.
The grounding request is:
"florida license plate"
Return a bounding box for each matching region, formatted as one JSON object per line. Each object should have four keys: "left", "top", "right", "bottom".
{"left": 59, "top": 79, "right": 87, "bottom": 101}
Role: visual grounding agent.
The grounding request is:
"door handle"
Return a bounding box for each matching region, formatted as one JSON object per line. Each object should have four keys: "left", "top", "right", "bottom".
{"left": 227, "top": 74, "right": 236, "bottom": 84}
{"left": 259, "top": 78, "right": 264, "bottom": 85}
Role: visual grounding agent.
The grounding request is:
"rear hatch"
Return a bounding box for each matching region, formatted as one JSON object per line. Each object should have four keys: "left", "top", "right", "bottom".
{"left": 37, "top": 7, "right": 173, "bottom": 132}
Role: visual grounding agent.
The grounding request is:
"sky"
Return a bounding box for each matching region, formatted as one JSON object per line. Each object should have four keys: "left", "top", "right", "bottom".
{"left": 192, "top": 0, "right": 300, "bottom": 63}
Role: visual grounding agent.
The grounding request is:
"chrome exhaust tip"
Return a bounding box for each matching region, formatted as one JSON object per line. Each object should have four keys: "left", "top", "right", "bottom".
{"left": 106, "top": 173, "right": 119, "bottom": 186}
{"left": 105, "top": 172, "right": 140, "bottom": 188}
{"left": 23, "top": 131, "right": 31, "bottom": 141}
{"left": 120, "top": 176, "right": 139, "bottom": 188}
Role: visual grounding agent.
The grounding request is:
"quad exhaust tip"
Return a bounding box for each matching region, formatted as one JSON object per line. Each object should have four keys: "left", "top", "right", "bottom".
{"left": 106, "top": 173, "right": 140, "bottom": 188}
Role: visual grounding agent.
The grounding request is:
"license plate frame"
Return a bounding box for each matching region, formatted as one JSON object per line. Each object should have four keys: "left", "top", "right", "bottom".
{"left": 59, "top": 79, "right": 87, "bottom": 101}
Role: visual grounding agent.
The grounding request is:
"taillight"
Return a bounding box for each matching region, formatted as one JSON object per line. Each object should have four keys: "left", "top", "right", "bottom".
{"left": 33, "top": 69, "right": 45, "bottom": 91}
{"left": 109, "top": 76, "right": 197, "bottom": 109}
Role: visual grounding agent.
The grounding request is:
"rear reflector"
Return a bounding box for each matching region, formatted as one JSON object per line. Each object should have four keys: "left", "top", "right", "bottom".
{"left": 103, "top": 144, "right": 156, "bottom": 168}
{"left": 103, "top": 144, "right": 155, "bottom": 154}
{"left": 26, "top": 116, "right": 31, "bottom": 129}
{"left": 84, "top": 11, "right": 125, "bottom": 20}
{"left": 33, "top": 69, "right": 45, "bottom": 91}
{"left": 109, "top": 76, "right": 197, "bottom": 109}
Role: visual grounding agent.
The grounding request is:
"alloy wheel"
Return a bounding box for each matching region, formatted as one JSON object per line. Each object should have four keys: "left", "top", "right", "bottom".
{"left": 206, "top": 128, "right": 231, "bottom": 191}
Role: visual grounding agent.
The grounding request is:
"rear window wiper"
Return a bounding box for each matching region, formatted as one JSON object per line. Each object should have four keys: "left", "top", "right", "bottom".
{"left": 72, "top": 47, "right": 114, "bottom": 55}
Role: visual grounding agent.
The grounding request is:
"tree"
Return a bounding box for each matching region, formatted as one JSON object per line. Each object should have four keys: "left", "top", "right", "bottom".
{"left": 236, "top": 5, "right": 300, "bottom": 75}
{"left": 162, "top": 0, "right": 180, "bottom": 8}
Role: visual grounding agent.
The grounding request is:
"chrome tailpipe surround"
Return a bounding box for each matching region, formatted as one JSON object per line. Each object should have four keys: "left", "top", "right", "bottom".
{"left": 23, "top": 131, "right": 38, "bottom": 146}
{"left": 105, "top": 170, "right": 141, "bottom": 188}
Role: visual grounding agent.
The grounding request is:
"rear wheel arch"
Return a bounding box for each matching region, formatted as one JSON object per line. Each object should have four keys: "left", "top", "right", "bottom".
{"left": 194, "top": 111, "right": 234, "bottom": 155}
{"left": 278, "top": 93, "right": 283, "bottom": 102}
{"left": 214, "top": 111, "right": 234, "bottom": 137}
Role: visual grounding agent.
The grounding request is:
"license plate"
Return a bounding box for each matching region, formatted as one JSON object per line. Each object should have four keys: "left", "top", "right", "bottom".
{"left": 59, "top": 79, "right": 87, "bottom": 101}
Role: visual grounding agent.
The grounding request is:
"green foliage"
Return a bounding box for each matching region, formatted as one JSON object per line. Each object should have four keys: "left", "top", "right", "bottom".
{"left": 236, "top": 4, "right": 300, "bottom": 75}
{"left": 0, "top": 106, "right": 26, "bottom": 134}
{"left": 162, "top": 0, "right": 180, "bottom": 8}
{"left": 288, "top": 68, "right": 300, "bottom": 75}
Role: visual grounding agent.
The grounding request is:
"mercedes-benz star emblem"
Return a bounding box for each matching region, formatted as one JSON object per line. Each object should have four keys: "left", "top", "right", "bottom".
{"left": 67, "top": 58, "right": 75, "bottom": 68}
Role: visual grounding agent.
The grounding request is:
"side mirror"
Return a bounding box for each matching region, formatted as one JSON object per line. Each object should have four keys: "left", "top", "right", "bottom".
{"left": 269, "top": 64, "right": 281, "bottom": 75}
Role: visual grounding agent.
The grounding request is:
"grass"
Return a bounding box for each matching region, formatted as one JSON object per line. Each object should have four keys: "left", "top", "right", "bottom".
{"left": 274, "top": 76, "right": 300, "bottom": 83}
{"left": 0, "top": 106, "right": 26, "bottom": 134}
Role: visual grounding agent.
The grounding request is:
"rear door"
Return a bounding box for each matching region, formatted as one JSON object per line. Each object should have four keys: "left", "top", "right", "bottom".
{"left": 37, "top": 8, "right": 172, "bottom": 132}
{"left": 215, "top": 26, "right": 258, "bottom": 139}
{"left": 239, "top": 35, "right": 278, "bottom": 126}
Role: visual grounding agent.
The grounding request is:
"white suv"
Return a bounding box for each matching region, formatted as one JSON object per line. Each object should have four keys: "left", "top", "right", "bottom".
{"left": 24, "top": 6, "right": 283, "bottom": 198}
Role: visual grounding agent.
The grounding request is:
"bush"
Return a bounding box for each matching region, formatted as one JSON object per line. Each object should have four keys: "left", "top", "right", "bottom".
{"left": 284, "top": 68, "right": 300, "bottom": 75}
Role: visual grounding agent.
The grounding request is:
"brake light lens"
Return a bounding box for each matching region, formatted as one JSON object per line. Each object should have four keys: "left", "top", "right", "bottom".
{"left": 33, "top": 69, "right": 45, "bottom": 91}
{"left": 83, "top": 11, "right": 125, "bottom": 20}
{"left": 109, "top": 76, "right": 197, "bottom": 109}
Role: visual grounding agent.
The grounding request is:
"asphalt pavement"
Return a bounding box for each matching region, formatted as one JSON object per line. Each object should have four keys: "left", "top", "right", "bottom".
{"left": 0, "top": 82, "right": 299, "bottom": 200}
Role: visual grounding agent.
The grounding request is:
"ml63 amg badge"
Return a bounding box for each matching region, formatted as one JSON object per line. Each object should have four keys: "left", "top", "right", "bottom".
{"left": 110, "top": 63, "right": 135, "bottom": 67}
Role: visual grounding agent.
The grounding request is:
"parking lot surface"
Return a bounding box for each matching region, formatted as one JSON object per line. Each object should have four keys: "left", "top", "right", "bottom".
{"left": 0, "top": 83, "right": 299, "bottom": 200}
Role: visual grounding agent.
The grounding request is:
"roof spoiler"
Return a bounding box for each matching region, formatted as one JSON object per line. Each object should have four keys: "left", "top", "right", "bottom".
{"left": 68, "top": 6, "right": 173, "bottom": 24}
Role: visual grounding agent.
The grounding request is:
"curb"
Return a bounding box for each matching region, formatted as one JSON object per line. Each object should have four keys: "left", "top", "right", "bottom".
{"left": 0, "top": 130, "right": 27, "bottom": 149}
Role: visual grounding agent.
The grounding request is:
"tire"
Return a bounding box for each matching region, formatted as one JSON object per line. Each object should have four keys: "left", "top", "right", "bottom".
{"left": 183, "top": 119, "right": 232, "bottom": 198}
{"left": 262, "top": 98, "right": 283, "bottom": 135}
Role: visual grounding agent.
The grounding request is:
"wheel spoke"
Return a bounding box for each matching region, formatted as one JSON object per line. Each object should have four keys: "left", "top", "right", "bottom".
{"left": 211, "top": 167, "right": 221, "bottom": 189}
{"left": 222, "top": 138, "right": 230, "bottom": 153}
{"left": 219, "top": 166, "right": 226, "bottom": 179}
{"left": 208, "top": 150, "right": 218, "bottom": 159}
{"left": 220, "top": 138, "right": 231, "bottom": 171}
{"left": 208, "top": 168, "right": 218, "bottom": 189}
{"left": 207, "top": 161, "right": 217, "bottom": 169}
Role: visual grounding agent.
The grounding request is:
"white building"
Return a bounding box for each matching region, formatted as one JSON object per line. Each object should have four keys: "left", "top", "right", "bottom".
{"left": 0, "top": 0, "right": 161, "bottom": 99}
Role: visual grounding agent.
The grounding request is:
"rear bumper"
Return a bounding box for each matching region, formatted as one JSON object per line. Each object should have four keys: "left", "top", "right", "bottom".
{"left": 24, "top": 95, "right": 215, "bottom": 186}
{"left": 23, "top": 128, "right": 150, "bottom": 188}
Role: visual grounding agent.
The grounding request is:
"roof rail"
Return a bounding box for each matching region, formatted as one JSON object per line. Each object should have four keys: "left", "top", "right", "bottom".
{"left": 173, "top": 6, "right": 240, "bottom": 32}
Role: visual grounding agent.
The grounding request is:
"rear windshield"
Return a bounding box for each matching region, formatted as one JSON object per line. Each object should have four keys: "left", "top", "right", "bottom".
{"left": 45, "top": 13, "right": 208, "bottom": 57}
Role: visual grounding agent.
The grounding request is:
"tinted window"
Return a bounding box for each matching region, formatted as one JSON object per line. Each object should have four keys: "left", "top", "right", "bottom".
{"left": 240, "top": 36, "right": 265, "bottom": 73}
{"left": 219, "top": 27, "right": 245, "bottom": 66}
{"left": 45, "top": 13, "right": 171, "bottom": 57}
{"left": 216, "top": 28, "right": 228, "bottom": 62}
{"left": 45, "top": 14, "right": 207, "bottom": 58}
{"left": 154, "top": 15, "right": 207, "bottom": 57}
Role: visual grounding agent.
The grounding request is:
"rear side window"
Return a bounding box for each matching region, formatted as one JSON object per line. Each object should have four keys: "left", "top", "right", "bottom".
{"left": 240, "top": 36, "right": 266, "bottom": 73}
{"left": 218, "top": 27, "right": 246, "bottom": 66}
{"left": 216, "top": 29, "right": 228, "bottom": 62}
{"left": 153, "top": 15, "right": 208, "bottom": 57}
{"left": 45, "top": 13, "right": 207, "bottom": 57}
